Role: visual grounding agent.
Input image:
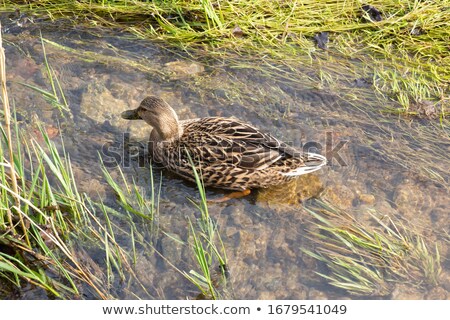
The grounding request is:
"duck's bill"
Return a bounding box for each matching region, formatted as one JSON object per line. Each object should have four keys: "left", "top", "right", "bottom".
{"left": 121, "top": 109, "right": 142, "bottom": 120}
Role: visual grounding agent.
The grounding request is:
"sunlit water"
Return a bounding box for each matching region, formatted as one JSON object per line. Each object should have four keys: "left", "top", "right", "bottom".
{"left": 2, "top": 18, "right": 449, "bottom": 299}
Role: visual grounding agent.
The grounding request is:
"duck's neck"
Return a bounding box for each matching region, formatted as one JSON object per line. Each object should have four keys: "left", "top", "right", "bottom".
{"left": 150, "top": 119, "right": 182, "bottom": 142}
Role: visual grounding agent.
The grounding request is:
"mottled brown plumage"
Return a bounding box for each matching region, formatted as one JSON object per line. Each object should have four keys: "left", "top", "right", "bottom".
{"left": 121, "top": 96, "right": 327, "bottom": 191}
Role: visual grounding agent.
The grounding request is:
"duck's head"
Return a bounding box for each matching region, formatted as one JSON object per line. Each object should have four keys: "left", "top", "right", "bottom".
{"left": 121, "top": 96, "right": 181, "bottom": 141}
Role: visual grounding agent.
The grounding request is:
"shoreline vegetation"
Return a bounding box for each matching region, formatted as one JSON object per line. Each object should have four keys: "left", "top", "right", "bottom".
{"left": 2, "top": 0, "right": 449, "bottom": 120}
{"left": 0, "top": 21, "right": 228, "bottom": 299}
{"left": 0, "top": 1, "right": 446, "bottom": 299}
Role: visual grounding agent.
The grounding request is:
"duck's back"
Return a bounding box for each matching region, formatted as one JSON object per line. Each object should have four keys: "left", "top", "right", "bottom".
{"left": 181, "top": 117, "right": 300, "bottom": 167}
{"left": 151, "top": 117, "right": 325, "bottom": 190}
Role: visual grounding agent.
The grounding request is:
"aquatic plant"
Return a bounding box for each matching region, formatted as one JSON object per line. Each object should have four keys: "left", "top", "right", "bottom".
{"left": 3, "top": 0, "right": 448, "bottom": 118}
{"left": 184, "top": 153, "right": 228, "bottom": 299}
{"left": 18, "top": 33, "right": 69, "bottom": 113}
{"left": 302, "top": 201, "right": 441, "bottom": 296}
{"left": 1, "top": 2, "right": 447, "bottom": 299}
{"left": 0, "top": 110, "right": 109, "bottom": 297}
{"left": 0, "top": 26, "right": 150, "bottom": 299}
{"left": 100, "top": 153, "right": 229, "bottom": 299}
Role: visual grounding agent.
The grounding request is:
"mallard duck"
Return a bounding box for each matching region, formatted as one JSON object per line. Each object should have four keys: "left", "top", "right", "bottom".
{"left": 121, "top": 96, "right": 327, "bottom": 191}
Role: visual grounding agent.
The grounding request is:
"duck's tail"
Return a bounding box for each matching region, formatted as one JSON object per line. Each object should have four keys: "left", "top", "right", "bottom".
{"left": 282, "top": 153, "right": 327, "bottom": 177}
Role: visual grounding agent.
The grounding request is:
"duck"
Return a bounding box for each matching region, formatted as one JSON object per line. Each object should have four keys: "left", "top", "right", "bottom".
{"left": 121, "top": 96, "right": 327, "bottom": 192}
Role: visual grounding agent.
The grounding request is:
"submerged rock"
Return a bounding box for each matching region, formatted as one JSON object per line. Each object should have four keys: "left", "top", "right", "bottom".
{"left": 322, "top": 184, "right": 355, "bottom": 209}
{"left": 79, "top": 78, "right": 178, "bottom": 141}
{"left": 425, "top": 286, "right": 448, "bottom": 300}
{"left": 8, "top": 56, "right": 39, "bottom": 80}
{"left": 163, "top": 61, "right": 205, "bottom": 80}
{"left": 256, "top": 174, "right": 323, "bottom": 207}
{"left": 391, "top": 284, "right": 424, "bottom": 299}
{"left": 160, "top": 233, "right": 184, "bottom": 263}
{"left": 308, "top": 289, "right": 328, "bottom": 299}
{"left": 393, "top": 181, "right": 433, "bottom": 226}
{"left": 258, "top": 291, "right": 276, "bottom": 299}
{"left": 409, "top": 100, "right": 439, "bottom": 119}
{"left": 81, "top": 82, "right": 132, "bottom": 127}
{"left": 439, "top": 271, "right": 450, "bottom": 293}
{"left": 359, "top": 193, "right": 375, "bottom": 205}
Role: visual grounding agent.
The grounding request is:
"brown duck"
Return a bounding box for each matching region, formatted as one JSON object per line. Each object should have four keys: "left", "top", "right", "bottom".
{"left": 122, "top": 96, "right": 327, "bottom": 192}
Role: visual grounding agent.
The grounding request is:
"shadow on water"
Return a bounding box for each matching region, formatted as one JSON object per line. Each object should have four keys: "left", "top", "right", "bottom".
{"left": 2, "top": 19, "right": 449, "bottom": 299}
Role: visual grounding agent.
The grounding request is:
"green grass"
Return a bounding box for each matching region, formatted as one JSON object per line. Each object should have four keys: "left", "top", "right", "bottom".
{"left": 2, "top": 0, "right": 448, "bottom": 118}
{"left": 0, "top": 27, "right": 148, "bottom": 298}
{"left": 101, "top": 158, "right": 158, "bottom": 223}
{"left": 0, "top": 82, "right": 197, "bottom": 299}
{"left": 100, "top": 152, "right": 229, "bottom": 299}
{"left": 18, "top": 33, "right": 69, "bottom": 113}
{"left": 1, "top": 1, "right": 447, "bottom": 299}
{"left": 1, "top": 23, "right": 229, "bottom": 298}
{"left": 0, "top": 121, "right": 109, "bottom": 298}
{"left": 183, "top": 153, "right": 228, "bottom": 299}
{"left": 302, "top": 201, "right": 441, "bottom": 296}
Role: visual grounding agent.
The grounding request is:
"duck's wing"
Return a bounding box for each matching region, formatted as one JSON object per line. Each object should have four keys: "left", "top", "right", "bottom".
{"left": 180, "top": 117, "right": 300, "bottom": 170}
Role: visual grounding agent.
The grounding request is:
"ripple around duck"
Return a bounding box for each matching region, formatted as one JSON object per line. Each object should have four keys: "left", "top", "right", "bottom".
{"left": 2, "top": 21, "right": 449, "bottom": 300}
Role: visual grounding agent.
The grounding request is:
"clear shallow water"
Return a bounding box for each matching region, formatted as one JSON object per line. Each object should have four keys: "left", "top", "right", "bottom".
{"left": 2, "top": 19, "right": 449, "bottom": 299}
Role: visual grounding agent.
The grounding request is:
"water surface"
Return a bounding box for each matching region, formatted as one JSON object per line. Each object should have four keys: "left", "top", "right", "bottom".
{"left": 2, "top": 19, "right": 449, "bottom": 300}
